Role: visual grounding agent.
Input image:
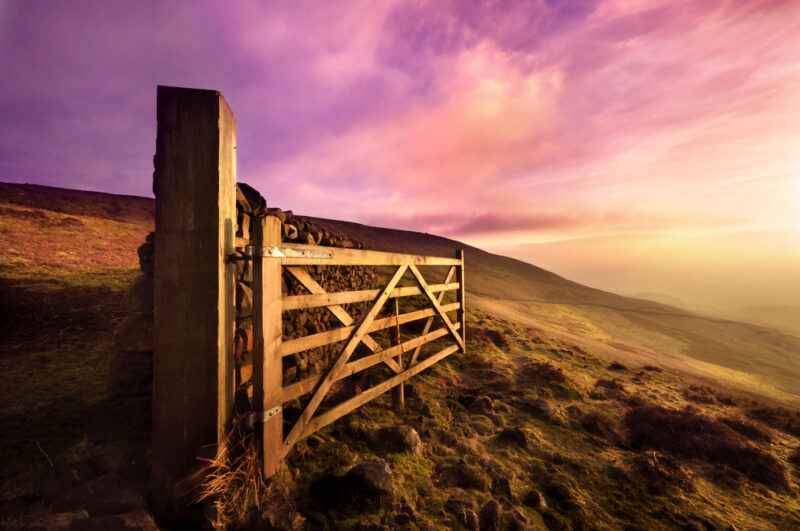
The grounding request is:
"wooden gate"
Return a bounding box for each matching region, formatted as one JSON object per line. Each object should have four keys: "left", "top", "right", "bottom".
{"left": 250, "top": 217, "right": 466, "bottom": 476}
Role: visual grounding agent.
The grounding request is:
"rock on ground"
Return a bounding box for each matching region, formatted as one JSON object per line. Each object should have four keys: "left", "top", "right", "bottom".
{"left": 50, "top": 473, "right": 146, "bottom": 516}
{"left": 479, "top": 500, "right": 502, "bottom": 531}
{"left": 69, "top": 509, "right": 160, "bottom": 531}
{"left": 376, "top": 425, "right": 423, "bottom": 455}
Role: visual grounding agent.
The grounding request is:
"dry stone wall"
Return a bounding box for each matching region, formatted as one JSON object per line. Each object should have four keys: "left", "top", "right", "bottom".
{"left": 85, "top": 234, "right": 154, "bottom": 444}
{"left": 232, "top": 183, "right": 379, "bottom": 389}
{"left": 95, "top": 182, "right": 379, "bottom": 442}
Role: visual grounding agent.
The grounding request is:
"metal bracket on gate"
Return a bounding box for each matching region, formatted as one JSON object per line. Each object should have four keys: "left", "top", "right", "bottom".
{"left": 250, "top": 405, "right": 282, "bottom": 425}
{"left": 245, "top": 245, "right": 333, "bottom": 259}
{"left": 226, "top": 246, "right": 332, "bottom": 263}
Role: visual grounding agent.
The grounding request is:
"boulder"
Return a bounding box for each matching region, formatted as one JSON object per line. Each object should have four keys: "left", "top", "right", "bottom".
{"left": 457, "top": 510, "right": 479, "bottom": 531}
{"left": 34, "top": 463, "right": 97, "bottom": 504}
{"left": 106, "top": 350, "right": 152, "bottom": 396}
{"left": 518, "top": 397, "right": 554, "bottom": 418}
{"left": 237, "top": 182, "right": 267, "bottom": 216}
{"left": 498, "top": 427, "right": 528, "bottom": 448}
{"left": 266, "top": 207, "right": 288, "bottom": 223}
{"left": 468, "top": 396, "right": 495, "bottom": 416}
{"left": 310, "top": 460, "right": 394, "bottom": 512}
{"left": 27, "top": 509, "right": 89, "bottom": 531}
{"left": 112, "top": 314, "right": 153, "bottom": 353}
{"left": 445, "top": 497, "right": 474, "bottom": 514}
{"left": 283, "top": 224, "right": 298, "bottom": 240}
{"left": 236, "top": 185, "right": 252, "bottom": 214}
{"left": 87, "top": 443, "right": 150, "bottom": 477}
{"left": 118, "top": 275, "right": 153, "bottom": 314}
{"left": 69, "top": 509, "right": 159, "bottom": 530}
{"left": 302, "top": 231, "right": 317, "bottom": 245}
{"left": 523, "top": 489, "right": 548, "bottom": 512}
{"left": 377, "top": 425, "right": 423, "bottom": 455}
{"left": 342, "top": 460, "right": 394, "bottom": 503}
{"left": 434, "top": 461, "right": 490, "bottom": 491}
{"left": 491, "top": 474, "right": 512, "bottom": 498}
{"left": 236, "top": 282, "right": 253, "bottom": 318}
{"left": 136, "top": 241, "right": 154, "bottom": 276}
{"left": 479, "top": 500, "right": 502, "bottom": 531}
{"left": 502, "top": 505, "right": 532, "bottom": 530}
{"left": 51, "top": 473, "right": 146, "bottom": 516}
{"left": 235, "top": 259, "right": 252, "bottom": 284}
{"left": 84, "top": 395, "right": 151, "bottom": 444}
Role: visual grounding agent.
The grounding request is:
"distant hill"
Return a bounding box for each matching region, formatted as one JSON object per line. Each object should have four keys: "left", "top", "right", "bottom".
{"left": 631, "top": 292, "right": 800, "bottom": 338}
{"left": 1, "top": 182, "right": 798, "bottom": 406}
{"left": 306, "top": 216, "right": 800, "bottom": 406}
{"left": 726, "top": 305, "right": 800, "bottom": 337}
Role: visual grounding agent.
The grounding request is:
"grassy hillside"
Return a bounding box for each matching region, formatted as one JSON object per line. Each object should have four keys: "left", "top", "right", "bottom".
{"left": 1, "top": 183, "right": 799, "bottom": 529}
{"left": 0, "top": 183, "right": 151, "bottom": 501}
{"left": 307, "top": 216, "right": 800, "bottom": 407}
{"left": 267, "top": 307, "right": 800, "bottom": 529}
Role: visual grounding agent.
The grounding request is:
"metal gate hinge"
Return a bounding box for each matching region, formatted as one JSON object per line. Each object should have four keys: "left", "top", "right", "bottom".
{"left": 225, "top": 253, "right": 251, "bottom": 263}
{"left": 250, "top": 405, "right": 282, "bottom": 424}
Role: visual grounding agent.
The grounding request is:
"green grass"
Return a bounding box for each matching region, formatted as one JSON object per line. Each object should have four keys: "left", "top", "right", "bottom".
{"left": 0, "top": 264, "right": 137, "bottom": 500}
{"left": 251, "top": 306, "right": 800, "bottom": 529}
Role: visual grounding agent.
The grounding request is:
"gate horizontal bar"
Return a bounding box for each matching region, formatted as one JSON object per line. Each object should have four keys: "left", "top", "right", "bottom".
{"left": 282, "top": 282, "right": 460, "bottom": 311}
{"left": 281, "top": 324, "right": 459, "bottom": 402}
{"left": 280, "top": 302, "right": 460, "bottom": 357}
{"left": 278, "top": 244, "right": 462, "bottom": 266}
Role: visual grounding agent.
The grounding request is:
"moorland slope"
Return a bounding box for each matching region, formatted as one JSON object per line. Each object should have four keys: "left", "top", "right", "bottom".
{"left": 307, "top": 216, "right": 800, "bottom": 407}
{"left": 1, "top": 182, "right": 800, "bottom": 529}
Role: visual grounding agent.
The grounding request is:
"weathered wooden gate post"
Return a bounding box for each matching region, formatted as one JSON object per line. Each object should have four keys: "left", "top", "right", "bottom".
{"left": 252, "top": 215, "right": 284, "bottom": 477}
{"left": 151, "top": 86, "right": 237, "bottom": 513}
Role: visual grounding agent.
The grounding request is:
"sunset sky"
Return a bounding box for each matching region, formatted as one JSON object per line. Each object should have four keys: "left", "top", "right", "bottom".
{"left": 1, "top": 1, "right": 798, "bottom": 310}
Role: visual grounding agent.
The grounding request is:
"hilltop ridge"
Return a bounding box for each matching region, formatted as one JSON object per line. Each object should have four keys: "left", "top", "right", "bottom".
{"left": 2, "top": 181, "right": 799, "bottom": 405}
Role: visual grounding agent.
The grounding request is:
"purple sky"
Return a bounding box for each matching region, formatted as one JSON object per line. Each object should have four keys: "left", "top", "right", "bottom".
{"left": 2, "top": 1, "right": 799, "bottom": 309}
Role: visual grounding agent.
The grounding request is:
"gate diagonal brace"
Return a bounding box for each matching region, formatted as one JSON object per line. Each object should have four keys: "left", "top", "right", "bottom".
{"left": 286, "top": 266, "right": 401, "bottom": 374}
{"left": 281, "top": 265, "right": 408, "bottom": 454}
{"left": 409, "top": 265, "right": 465, "bottom": 350}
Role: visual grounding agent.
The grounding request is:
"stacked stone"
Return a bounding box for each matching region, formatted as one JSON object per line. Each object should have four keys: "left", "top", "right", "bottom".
{"left": 84, "top": 233, "right": 154, "bottom": 443}
{"left": 231, "top": 183, "right": 378, "bottom": 389}
{"left": 232, "top": 185, "right": 261, "bottom": 393}
{"left": 280, "top": 263, "right": 377, "bottom": 384}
